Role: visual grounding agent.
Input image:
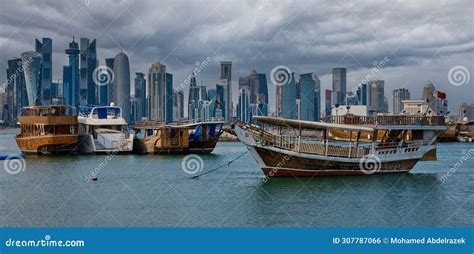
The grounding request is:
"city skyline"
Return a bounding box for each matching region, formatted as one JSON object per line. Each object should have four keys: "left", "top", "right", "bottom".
{"left": 0, "top": 0, "right": 472, "bottom": 114}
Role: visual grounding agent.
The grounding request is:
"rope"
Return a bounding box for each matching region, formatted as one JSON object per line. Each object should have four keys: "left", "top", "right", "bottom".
{"left": 190, "top": 150, "right": 249, "bottom": 179}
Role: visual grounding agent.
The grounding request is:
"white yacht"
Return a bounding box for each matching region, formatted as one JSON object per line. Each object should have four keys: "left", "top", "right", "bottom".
{"left": 77, "top": 104, "right": 134, "bottom": 154}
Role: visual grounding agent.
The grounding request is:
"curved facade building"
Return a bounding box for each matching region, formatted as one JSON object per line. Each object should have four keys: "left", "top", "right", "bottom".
{"left": 21, "top": 51, "right": 42, "bottom": 106}
{"left": 112, "top": 52, "right": 131, "bottom": 123}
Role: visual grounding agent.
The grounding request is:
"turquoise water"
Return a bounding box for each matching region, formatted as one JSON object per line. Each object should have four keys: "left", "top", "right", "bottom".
{"left": 0, "top": 129, "right": 472, "bottom": 227}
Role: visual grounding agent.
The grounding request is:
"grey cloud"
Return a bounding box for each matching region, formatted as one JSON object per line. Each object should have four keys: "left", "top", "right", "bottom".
{"left": 0, "top": 0, "right": 472, "bottom": 111}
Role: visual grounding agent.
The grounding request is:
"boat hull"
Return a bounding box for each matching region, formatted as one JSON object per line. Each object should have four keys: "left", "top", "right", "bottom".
{"left": 15, "top": 135, "right": 78, "bottom": 155}
{"left": 253, "top": 146, "right": 418, "bottom": 177}
{"left": 133, "top": 138, "right": 218, "bottom": 154}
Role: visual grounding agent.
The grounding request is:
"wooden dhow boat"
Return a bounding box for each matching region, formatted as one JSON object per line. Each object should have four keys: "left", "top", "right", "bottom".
{"left": 133, "top": 121, "right": 224, "bottom": 154}
{"left": 15, "top": 105, "right": 78, "bottom": 154}
{"left": 235, "top": 115, "right": 446, "bottom": 177}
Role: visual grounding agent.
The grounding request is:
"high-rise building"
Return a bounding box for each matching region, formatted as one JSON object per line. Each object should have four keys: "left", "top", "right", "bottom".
{"left": 220, "top": 61, "right": 232, "bottom": 121}
{"left": 134, "top": 72, "right": 147, "bottom": 119}
{"left": 79, "top": 38, "right": 97, "bottom": 105}
{"left": 325, "top": 89, "right": 332, "bottom": 117}
{"left": 5, "top": 57, "right": 28, "bottom": 124}
{"left": 216, "top": 80, "right": 229, "bottom": 119}
{"left": 35, "top": 38, "right": 53, "bottom": 98}
{"left": 299, "top": 73, "right": 315, "bottom": 121}
{"left": 207, "top": 88, "right": 217, "bottom": 101}
{"left": 276, "top": 72, "right": 296, "bottom": 119}
{"left": 393, "top": 88, "right": 410, "bottom": 113}
{"left": 368, "top": 80, "right": 385, "bottom": 114}
{"left": 239, "top": 70, "right": 268, "bottom": 119}
{"left": 332, "top": 68, "right": 346, "bottom": 106}
{"left": 63, "top": 37, "right": 80, "bottom": 107}
{"left": 314, "top": 75, "right": 321, "bottom": 121}
{"left": 356, "top": 83, "right": 368, "bottom": 106}
{"left": 421, "top": 82, "right": 448, "bottom": 116}
{"left": 105, "top": 58, "right": 114, "bottom": 104}
{"left": 237, "top": 88, "right": 250, "bottom": 123}
{"left": 21, "top": 51, "right": 42, "bottom": 106}
{"left": 173, "top": 89, "right": 184, "bottom": 121}
{"left": 148, "top": 61, "right": 173, "bottom": 123}
{"left": 112, "top": 52, "right": 131, "bottom": 123}
{"left": 187, "top": 73, "right": 208, "bottom": 121}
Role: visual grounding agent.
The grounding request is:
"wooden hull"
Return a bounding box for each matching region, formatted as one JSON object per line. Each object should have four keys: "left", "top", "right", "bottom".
{"left": 15, "top": 134, "right": 78, "bottom": 154}
{"left": 254, "top": 146, "right": 418, "bottom": 177}
{"left": 133, "top": 137, "right": 218, "bottom": 154}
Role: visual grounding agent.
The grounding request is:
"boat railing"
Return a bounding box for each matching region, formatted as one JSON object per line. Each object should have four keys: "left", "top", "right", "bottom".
{"left": 260, "top": 133, "right": 429, "bottom": 158}
{"left": 325, "top": 115, "right": 445, "bottom": 126}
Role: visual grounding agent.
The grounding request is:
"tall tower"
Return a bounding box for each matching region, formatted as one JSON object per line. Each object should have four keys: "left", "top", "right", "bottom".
{"left": 35, "top": 38, "right": 52, "bottom": 98}
{"left": 63, "top": 37, "right": 80, "bottom": 106}
{"left": 134, "top": 72, "right": 147, "bottom": 119}
{"left": 112, "top": 52, "right": 131, "bottom": 123}
{"left": 298, "top": 73, "right": 316, "bottom": 121}
{"left": 393, "top": 88, "right": 410, "bottom": 113}
{"left": 148, "top": 61, "right": 173, "bottom": 123}
{"left": 79, "top": 38, "right": 97, "bottom": 105}
{"left": 220, "top": 61, "right": 232, "bottom": 121}
{"left": 332, "top": 68, "right": 346, "bottom": 106}
{"left": 21, "top": 51, "right": 42, "bottom": 106}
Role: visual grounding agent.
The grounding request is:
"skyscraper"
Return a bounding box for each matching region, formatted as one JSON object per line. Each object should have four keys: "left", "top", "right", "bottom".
{"left": 5, "top": 57, "right": 28, "bottom": 124}
{"left": 314, "top": 75, "right": 321, "bottom": 121}
{"left": 239, "top": 70, "right": 269, "bottom": 118}
{"left": 35, "top": 38, "right": 52, "bottom": 98}
{"left": 79, "top": 38, "right": 97, "bottom": 105}
{"left": 21, "top": 51, "right": 42, "bottom": 106}
{"left": 215, "top": 82, "right": 226, "bottom": 120}
{"left": 298, "top": 73, "right": 316, "bottom": 121}
{"left": 332, "top": 68, "right": 346, "bottom": 106}
{"left": 276, "top": 72, "right": 296, "bottom": 119}
{"left": 112, "top": 52, "right": 131, "bottom": 123}
{"left": 220, "top": 61, "right": 232, "bottom": 121}
{"left": 105, "top": 58, "right": 114, "bottom": 104}
{"left": 134, "top": 72, "right": 147, "bottom": 119}
{"left": 63, "top": 37, "right": 80, "bottom": 106}
{"left": 237, "top": 88, "right": 250, "bottom": 123}
{"left": 187, "top": 73, "right": 208, "bottom": 121}
{"left": 173, "top": 89, "right": 184, "bottom": 121}
{"left": 325, "top": 89, "right": 332, "bottom": 117}
{"left": 148, "top": 61, "right": 173, "bottom": 123}
{"left": 393, "top": 88, "right": 410, "bottom": 113}
{"left": 356, "top": 83, "right": 368, "bottom": 105}
{"left": 368, "top": 80, "right": 385, "bottom": 114}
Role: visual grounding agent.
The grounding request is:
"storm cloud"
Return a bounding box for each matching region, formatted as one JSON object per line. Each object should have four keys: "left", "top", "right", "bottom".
{"left": 0, "top": 0, "right": 472, "bottom": 112}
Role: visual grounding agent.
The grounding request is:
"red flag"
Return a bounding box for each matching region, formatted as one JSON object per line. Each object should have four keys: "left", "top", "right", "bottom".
{"left": 437, "top": 91, "right": 446, "bottom": 99}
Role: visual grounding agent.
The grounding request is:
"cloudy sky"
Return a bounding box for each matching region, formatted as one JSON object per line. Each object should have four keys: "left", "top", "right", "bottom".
{"left": 0, "top": 0, "right": 472, "bottom": 113}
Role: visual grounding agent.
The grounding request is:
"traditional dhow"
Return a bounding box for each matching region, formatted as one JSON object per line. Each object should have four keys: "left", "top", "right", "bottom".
{"left": 133, "top": 121, "right": 224, "bottom": 154}
{"left": 77, "top": 105, "right": 134, "bottom": 154}
{"left": 235, "top": 115, "right": 446, "bottom": 177}
{"left": 133, "top": 121, "right": 190, "bottom": 154}
{"left": 15, "top": 105, "right": 78, "bottom": 154}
